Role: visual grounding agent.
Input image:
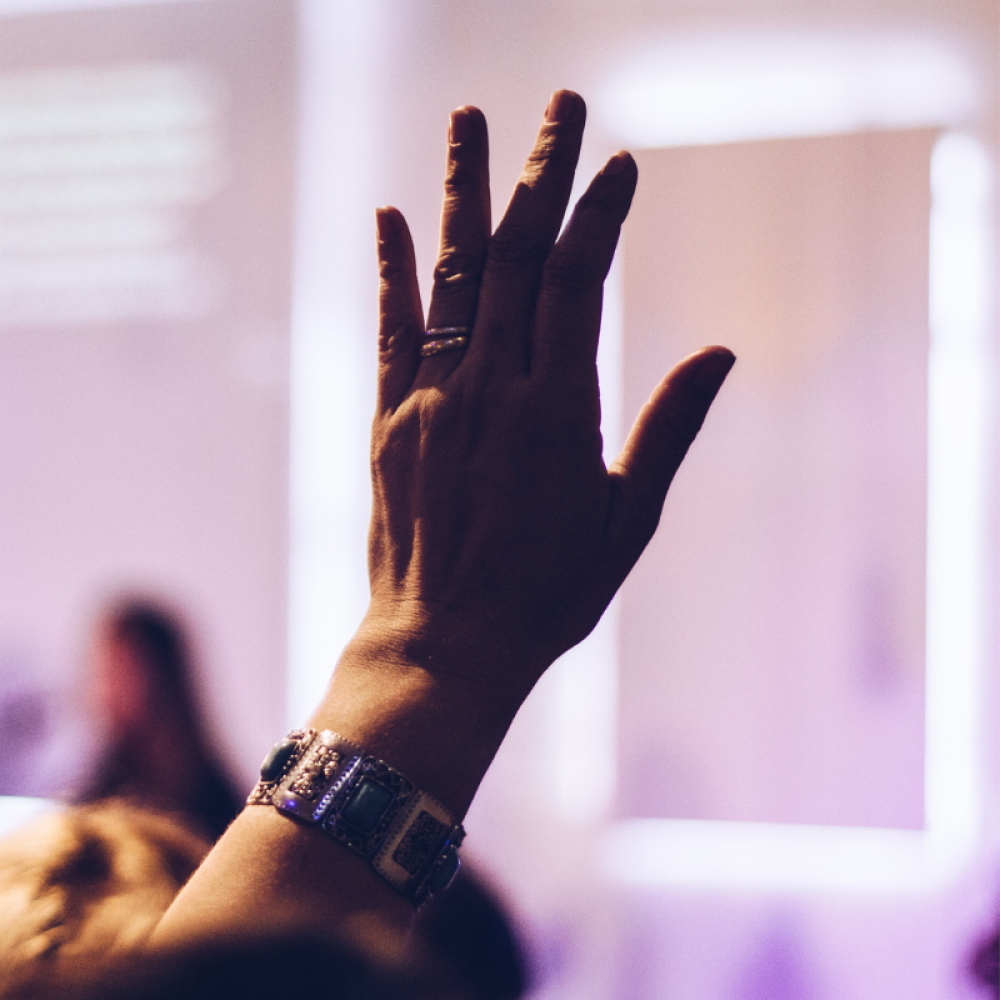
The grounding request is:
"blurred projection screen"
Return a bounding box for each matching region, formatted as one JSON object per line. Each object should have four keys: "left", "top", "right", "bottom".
{"left": 0, "top": 0, "right": 294, "bottom": 787}
{"left": 619, "top": 130, "right": 935, "bottom": 830}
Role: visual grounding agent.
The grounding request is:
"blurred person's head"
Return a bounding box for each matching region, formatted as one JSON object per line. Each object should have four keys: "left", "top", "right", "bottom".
{"left": 92, "top": 599, "right": 199, "bottom": 738}
{"left": 0, "top": 801, "right": 209, "bottom": 993}
{"left": 80, "top": 597, "right": 242, "bottom": 840}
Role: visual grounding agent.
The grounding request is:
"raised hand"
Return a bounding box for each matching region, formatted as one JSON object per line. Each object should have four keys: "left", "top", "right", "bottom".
{"left": 154, "top": 92, "right": 734, "bottom": 951}
{"left": 363, "top": 90, "right": 734, "bottom": 710}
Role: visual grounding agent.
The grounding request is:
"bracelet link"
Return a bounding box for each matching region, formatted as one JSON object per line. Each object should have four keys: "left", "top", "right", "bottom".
{"left": 248, "top": 729, "right": 465, "bottom": 906}
{"left": 246, "top": 727, "right": 316, "bottom": 806}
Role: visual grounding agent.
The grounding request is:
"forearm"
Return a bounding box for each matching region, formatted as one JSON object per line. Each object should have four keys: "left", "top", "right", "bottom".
{"left": 152, "top": 621, "right": 525, "bottom": 949}
{"left": 310, "top": 618, "right": 526, "bottom": 816}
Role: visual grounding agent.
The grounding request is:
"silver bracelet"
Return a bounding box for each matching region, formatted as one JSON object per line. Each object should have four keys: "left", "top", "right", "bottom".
{"left": 248, "top": 729, "right": 465, "bottom": 907}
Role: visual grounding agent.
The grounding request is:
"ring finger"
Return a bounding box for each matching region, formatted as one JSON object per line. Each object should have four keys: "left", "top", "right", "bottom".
{"left": 411, "top": 105, "right": 491, "bottom": 389}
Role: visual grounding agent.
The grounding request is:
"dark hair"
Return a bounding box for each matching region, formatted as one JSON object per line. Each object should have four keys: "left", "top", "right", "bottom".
{"left": 79, "top": 598, "right": 243, "bottom": 840}
{"left": 104, "top": 600, "right": 197, "bottom": 710}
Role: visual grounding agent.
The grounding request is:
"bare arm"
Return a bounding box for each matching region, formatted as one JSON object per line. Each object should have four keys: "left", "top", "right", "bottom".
{"left": 153, "top": 90, "right": 734, "bottom": 950}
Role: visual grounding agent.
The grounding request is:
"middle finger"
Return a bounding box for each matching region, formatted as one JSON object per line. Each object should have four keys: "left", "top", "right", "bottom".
{"left": 467, "top": 89, "right": 586, "bottom": 378}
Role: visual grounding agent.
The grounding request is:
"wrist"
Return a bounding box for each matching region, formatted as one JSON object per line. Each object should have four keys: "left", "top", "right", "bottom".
{"left": 308, "top": 615, "right": 528, "bottom": 817}
{"left": 355, "top": 596, "right": 554, "bottom": 690}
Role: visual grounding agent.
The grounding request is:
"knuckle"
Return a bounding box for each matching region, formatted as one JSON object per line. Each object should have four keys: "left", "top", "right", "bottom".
{"left": 372, "top": 408, "right": 418, "bottom": 469}
{"left": 653, "top": 398, "right": 705, "bottom": 453}
{"left": 432, "top": 245, "right": 485, "bottom": 292}
{"left": 443, "top": 156, "right": 477, "bottom": 197}
{"left": 377, "top": 320, "right": 416, "bottom": 359}
{"left": 525, "top": 124, "right": 575, "bottom": 171}
{"left": 378, "top": 257, "right": 406, "bottom": 283}
{"left": 541, "top": 249, "right": 604, "bottom": 294}
{"left": 486, "top": 223, "right": 549, "bottom": 273}
{"left": 526, "top": 132, "right": 559, "bottom": 169}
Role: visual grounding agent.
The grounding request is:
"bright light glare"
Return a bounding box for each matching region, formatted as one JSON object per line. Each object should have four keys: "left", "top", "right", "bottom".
{"left": 924, "top": 134, "right": 992, "bottom": 854}
{"left": 0, "top": 796, "right": 57, "bottom": 836}
{"left": 598, "top": 35, "right": 976, "bottom": 147}
{"left": 603, "top": 133, "right": 992, "bottom": 892}
{"left": 550, "top": 259, "right": 624, "bottom": 824}
{"left": 0, "top": 0, "right": 203, "bottom": 15}
{"left": 550, "top": 611, "right": 618, "bottom": 823}
{"left": 287, "top": 0, "right": 380, "bottom": 724}
{"left": 605, "top": 820, "right": 951, "bottom": 894}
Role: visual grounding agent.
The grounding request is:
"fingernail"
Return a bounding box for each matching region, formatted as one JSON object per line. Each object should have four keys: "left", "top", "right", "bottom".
{"left": 601, "top": 151, "right": 631, "bottom": 176}
{"left": 449, "top": 107, "right": 471, "bottom": 144}
{"left": 693, "top": 348, "right": 737, "bottom": 395}
{"left": 545, "top": 89, "right": 583, "bottom": 124}
{"left": 375, "top": 207, "right": 390, "bottom": 241}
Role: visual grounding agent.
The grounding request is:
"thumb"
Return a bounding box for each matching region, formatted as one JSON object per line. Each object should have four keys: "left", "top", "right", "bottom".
{"left": 607, "top": 345, "right": 735, "bottom": 567}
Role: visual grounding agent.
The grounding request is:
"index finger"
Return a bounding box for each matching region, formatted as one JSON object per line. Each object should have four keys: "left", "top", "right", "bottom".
{"left": 413, "top": 106, "right": 491, "bottom": 390}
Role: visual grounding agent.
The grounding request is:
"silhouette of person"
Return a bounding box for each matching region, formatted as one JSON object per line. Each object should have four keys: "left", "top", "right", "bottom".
{"left": 78, "top": 599, "right": 242, "bottom": 841}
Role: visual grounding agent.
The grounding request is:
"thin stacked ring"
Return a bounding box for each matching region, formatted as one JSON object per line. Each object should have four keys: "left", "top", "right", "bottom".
{"left": 421, "top": 326, "right": 470, "bottom": 359}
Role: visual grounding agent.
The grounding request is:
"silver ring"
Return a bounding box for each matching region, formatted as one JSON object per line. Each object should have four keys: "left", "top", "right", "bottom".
{"left": 425, "top": 326, "right": 470, "bottom": 338}
{"left": 421, "top": 335, "right": 469, "bottom": 359}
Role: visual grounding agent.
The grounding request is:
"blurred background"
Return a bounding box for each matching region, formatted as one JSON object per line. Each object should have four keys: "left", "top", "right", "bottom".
{"left": 0, "top": 0, "right": 995, "bottom": 997}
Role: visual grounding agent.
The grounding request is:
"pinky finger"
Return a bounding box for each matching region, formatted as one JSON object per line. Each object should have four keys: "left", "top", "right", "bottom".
{"left": 376, "top": 207, "right": 425, "bottom": 414}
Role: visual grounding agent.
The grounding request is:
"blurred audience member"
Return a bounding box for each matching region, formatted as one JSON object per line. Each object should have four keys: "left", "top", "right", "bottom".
{"left": 416, "top": 867, "right": 528, "bottom": 1000}
{"left": 77, "top": 600, "right": 242, "bottom": 840}
{"left": 1, "top": 930, "right": 462, "bottom": 1000}
{"left": 0, "top": 800, "right": 514, "bottom": 1000}
{"left": 70, "top": 600, "right": 529, "bottom": 998}
{"left": 0, "top": 801, "right": 208, "bottom": 995}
